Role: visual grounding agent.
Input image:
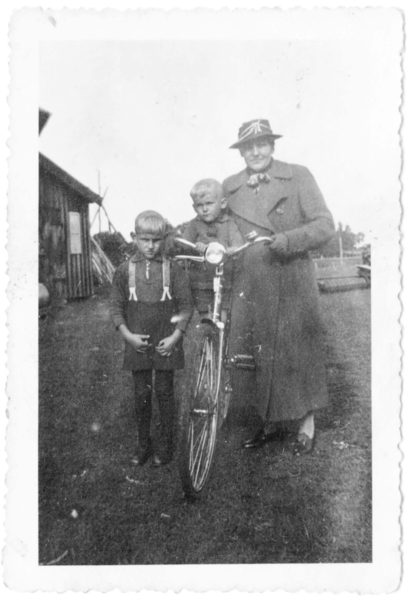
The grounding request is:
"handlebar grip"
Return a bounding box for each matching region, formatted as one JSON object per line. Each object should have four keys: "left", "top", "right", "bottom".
{"left": 174, "top": 255, "right": 204, "bottom": 262}
{"left": 174, "top": 237, "right": 197, "bottom": 250}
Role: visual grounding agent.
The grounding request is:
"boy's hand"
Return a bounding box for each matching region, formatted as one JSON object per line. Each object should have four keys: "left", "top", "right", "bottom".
{"left": 195, "top": 242, "right": 207, "bottom": 254}
{"left": 127, "top": 333, "right": 151, "bottom": 353}
{"left": 156, "top": 330, "right": 183, "bottom": 357}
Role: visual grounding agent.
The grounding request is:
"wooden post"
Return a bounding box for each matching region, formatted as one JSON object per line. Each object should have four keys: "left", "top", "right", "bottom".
{"left": 97, "top": 170, "right": 102, "bottom": 234}
{"left": 339, "top": 236, "right": 344, "bottom": 263}
{"left": 101, "top": 202, "right": 116, "bottom": 233}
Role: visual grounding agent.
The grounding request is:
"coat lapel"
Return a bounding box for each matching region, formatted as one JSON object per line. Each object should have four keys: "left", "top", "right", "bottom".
{"left": 225, "top": 171, "right": 274, "bottom": 232}
{"left": 262, "top": 160, "right": 293, "bottom": 215}
{"left": 225, "top": 160, "right": 293, "bottom": 232}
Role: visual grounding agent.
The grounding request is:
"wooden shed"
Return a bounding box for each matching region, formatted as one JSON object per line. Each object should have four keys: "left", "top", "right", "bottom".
{"left": 39, "top": 153, "right": 102, "bottom": 300}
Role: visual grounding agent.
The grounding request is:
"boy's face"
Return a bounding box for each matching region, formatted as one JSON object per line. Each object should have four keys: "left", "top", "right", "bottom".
{"left": 193, "top": 194, "right": 227, "bottom": 224}
{"left": 135, "top": 232, "right": 163, "bottom": 260}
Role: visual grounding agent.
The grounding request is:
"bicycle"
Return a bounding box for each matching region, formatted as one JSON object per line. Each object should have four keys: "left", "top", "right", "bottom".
{"left": 174, "top": 232, "right": 271, "bottom": 499}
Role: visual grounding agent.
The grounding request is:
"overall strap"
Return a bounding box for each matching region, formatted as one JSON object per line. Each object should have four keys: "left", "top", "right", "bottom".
{"left": 160, "top": 259, "right": 172, "bottom": 301}
{"left": 128, "top": 261, "right": 138, "bottom": 301}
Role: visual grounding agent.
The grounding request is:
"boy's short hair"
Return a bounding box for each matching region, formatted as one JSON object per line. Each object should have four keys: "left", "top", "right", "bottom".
{"left": 134, "top": 210, "right": 167, "bottom": 237}
{"left": 190, "top": 179, "right": 223, "bottom": 203}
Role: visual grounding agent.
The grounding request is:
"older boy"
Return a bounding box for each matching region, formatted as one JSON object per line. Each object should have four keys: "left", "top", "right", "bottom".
{"left": 111, "top": 211, "right": 193, "bottom": 467}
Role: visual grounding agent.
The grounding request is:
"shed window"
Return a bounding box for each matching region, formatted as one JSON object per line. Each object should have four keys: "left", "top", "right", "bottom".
{"left": 69, "top": 212, "right": 82, "bottom": 254}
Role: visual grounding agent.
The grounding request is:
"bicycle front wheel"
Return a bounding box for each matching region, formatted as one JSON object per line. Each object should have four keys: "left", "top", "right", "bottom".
{"left": 178, "top": 325, "right": 221, "bottom": 499}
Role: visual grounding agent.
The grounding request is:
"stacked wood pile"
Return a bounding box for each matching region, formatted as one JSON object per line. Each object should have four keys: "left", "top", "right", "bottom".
{"left": 94, "top": 231, "right": 129, "bottom": 267}
{"left": 91, "top": 237, "right": 116, "bottom": 285}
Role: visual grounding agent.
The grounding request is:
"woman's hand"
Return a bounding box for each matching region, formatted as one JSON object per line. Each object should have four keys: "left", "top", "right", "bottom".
{"left": 156, "top": 330, "right": 183, "bottom": 357}
{"left": 269, "top": 233, "right": 288, "bottom": 256}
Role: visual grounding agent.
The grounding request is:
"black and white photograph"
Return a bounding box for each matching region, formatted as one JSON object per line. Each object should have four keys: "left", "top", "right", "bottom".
{"left": 5, "top": 4, "right": 404, "bottom": 593}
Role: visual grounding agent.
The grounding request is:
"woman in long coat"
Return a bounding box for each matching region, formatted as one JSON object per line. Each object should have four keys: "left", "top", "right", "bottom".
{"left": 223, "top": 119, "right": 335, "bottom": 454}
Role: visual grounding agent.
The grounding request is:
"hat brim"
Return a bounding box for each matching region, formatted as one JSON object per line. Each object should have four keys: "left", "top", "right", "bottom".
{"left": 229, "top": 133, "right": 282, "bottom": 149}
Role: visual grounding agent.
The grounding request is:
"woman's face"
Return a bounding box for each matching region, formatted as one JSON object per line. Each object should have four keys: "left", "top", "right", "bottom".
{"left": 240, "top": 138, "right": 274, "bottom": 172}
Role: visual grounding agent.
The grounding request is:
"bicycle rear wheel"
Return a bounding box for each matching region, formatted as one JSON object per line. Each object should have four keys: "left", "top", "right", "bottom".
{"left": 178, "top": 325, "right": 221, "bottom": 499}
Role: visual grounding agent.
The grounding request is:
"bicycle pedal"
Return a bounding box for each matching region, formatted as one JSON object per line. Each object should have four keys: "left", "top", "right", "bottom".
{"left": 228, "top": 354, "right": 256, "bottom": 371}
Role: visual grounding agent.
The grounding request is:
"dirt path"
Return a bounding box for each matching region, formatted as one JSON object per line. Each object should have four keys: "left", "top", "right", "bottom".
{"left": 39, "top": 285, "right": 371, "bottom": 565}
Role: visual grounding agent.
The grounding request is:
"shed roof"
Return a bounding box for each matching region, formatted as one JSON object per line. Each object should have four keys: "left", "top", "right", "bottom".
{"left": 39, "top": 109, "right": 51, "bottom": 134}
{"left": 40, "top": 153, "right": 102, "bottom": 205}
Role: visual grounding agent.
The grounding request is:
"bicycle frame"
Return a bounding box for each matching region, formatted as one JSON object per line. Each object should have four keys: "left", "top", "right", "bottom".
{"left": 174, "top": 233, "right": 272, "bottom": 377}
{"left": 175, "top": 233, "right": 272, "bottom": 498}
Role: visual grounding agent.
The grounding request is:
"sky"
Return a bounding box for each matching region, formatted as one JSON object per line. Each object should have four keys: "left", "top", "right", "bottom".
{"left": 38, "top": 19, "right": 401, "bottom": 243}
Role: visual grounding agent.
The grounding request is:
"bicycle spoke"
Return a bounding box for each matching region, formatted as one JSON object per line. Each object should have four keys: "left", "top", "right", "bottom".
{"left": 188, "top": 421, "right": 194, "bottom": 471}
{"left": 194, "top": 348, "right": 206, "bottom": 397}
{"left": 206, "top": 341, "right": 212, "bottom": 392}
{"left": 192, "top": 417, "right": 209, "bottom": 472}
{"left": 191, "top": 423, "right": 206, "bottom": 485}
{"left": 193, "top": 418, "right": 211, "bottom": 487}
{"left": 210, "top": 341, "right": 215, "bottom": 393}
{"left": 191, "top": 416, "right": 208, "bottom": 456}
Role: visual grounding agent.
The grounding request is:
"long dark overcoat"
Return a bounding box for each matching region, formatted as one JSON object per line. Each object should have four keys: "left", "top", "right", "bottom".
{"left": 222, "top": 159, "right": 335, "bottom": 423}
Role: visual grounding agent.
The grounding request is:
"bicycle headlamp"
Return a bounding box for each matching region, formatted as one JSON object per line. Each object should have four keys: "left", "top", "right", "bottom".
{"left": 205, "top": 242, "right": 225, "bottom": 265}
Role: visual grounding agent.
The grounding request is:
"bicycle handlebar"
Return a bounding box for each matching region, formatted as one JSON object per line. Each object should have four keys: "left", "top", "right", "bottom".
{"left": 229, "top": 236, "right": 272, "bottom": 256}
{"left": 173, "top": 232, "right": 273, "bottom": 264}
{"left": 173, "top": 237, "right": 197, "bottom": 250}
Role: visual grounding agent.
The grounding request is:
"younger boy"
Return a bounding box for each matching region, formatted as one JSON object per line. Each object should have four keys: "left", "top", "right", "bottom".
{"left": 182, "top": 178, "right": 244, "bottom": 314}
{"left": 111, "top": 210, "right": 193, "bottom": 467}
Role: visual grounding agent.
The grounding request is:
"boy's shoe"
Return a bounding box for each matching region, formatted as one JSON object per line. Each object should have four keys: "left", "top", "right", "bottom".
{"left": 152, "top": 452, "right": 172, "bottom": 467}
{"left": 131, "top": 445, "right": 153, "bottom": 467}
{"left": 152, "top": 443, "right": 173, "bottom": 467}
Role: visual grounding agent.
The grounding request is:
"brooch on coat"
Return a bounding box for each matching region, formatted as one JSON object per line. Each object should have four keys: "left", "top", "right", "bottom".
{"left": 246, "top": 172, "right": 271, "bottom": 193}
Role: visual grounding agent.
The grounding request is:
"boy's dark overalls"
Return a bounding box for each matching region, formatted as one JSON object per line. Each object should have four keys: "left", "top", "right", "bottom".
{"left": 111, "top": 254, "right": 192, "bottom": 463}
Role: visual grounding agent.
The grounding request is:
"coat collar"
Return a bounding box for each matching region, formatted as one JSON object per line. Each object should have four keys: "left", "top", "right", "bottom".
{"left": 225, "top": 160, "right": 292, "bottom": 232}
{"left": 225, "top": 159, "right": 292, "bottom": 192}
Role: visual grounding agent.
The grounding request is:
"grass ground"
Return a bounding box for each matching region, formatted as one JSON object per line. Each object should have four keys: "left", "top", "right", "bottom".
{"left": 39, "top": 276, "right": 371, "bottom": 565}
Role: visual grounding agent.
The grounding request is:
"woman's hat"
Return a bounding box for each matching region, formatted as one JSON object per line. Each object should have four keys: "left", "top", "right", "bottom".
{"left": 229, "top": 119, "right": 282, "bottom": 149}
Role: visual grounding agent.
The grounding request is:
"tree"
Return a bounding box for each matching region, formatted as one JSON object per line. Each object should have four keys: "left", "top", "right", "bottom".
{"left": 314, "top": 223, "right": 366, "bottom": 257}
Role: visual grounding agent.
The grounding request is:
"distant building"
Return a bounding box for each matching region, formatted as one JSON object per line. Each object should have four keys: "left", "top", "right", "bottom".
{"left": 39, "top": 109, "right": 102, "bottom": 300}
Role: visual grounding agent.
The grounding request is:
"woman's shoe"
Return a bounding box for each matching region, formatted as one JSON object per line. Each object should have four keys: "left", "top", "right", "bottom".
{"left": 242, "top": 428, "right": 267, "bottom": 449}
{"left": 265, "top": 427, "right": 288, "bottom": 443}
{"left": 292, "top": 432, "right": 315, "bottom": 456}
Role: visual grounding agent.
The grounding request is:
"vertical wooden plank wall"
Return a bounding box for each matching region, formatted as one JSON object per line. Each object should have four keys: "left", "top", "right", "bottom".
{"left": 39, "top": 171, "right": 67, "bottom": 299}
{"left": 40, "top": 168, "right": 95, "bottom": 300}
{"left": 67, "top": 196, "right": 93, "bottom": 299}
